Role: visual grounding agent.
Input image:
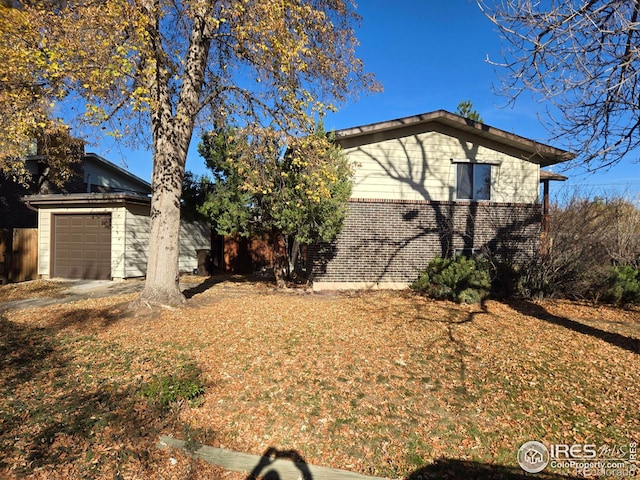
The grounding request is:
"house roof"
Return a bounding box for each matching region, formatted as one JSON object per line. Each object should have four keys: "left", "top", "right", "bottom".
{"left": 84, "top": 153, "right": 151, "bottom": 194}
{"left": 333, "top": 110, "right": 575, "bottom": 167}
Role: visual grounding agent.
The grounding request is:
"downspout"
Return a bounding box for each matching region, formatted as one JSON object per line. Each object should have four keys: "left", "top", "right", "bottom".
{"left": 24, "top": 199, "right": 38, "bottom": 212}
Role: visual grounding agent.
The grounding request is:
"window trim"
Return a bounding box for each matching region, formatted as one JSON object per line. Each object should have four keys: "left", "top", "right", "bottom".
{"left": 453, "top": 161, "right": 493, "bottom": 201}
{"left": 450, "top": 158, "right": 501, "bottom": 165}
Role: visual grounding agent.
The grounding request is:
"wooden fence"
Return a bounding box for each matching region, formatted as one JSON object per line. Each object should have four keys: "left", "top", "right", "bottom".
{"left": 0, "top": 228, "right": 38, "bottom": 283}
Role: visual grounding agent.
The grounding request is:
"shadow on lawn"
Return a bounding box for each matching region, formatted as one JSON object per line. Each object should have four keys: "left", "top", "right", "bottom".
{"left": 0, "top": 314, "right": 63, "bottom": 390}
{"left": 0, "top": 314, "right": 162, "bottom": 476}
{"left": 507, "top": 300, "right": 639, "bottom": 354}
{"left": 390, "top": 292, "right": 491, "bottom": 398}
{"left": 182, "top": 275, "right": 229, "bottom": 299}
{"left": 245, "top": 448, "right": 312, "bottom": 480}
{"left": 46, "top": 304, "right": 132, "bottom": 330}
{"left": 243, "top": 451, "right": 579, "bottom": 480}
{"left": 406, "top": 458, "right": 579, "bottom": 479}
{"left": 182, "top": 272, "right": 275, "bottom": 299}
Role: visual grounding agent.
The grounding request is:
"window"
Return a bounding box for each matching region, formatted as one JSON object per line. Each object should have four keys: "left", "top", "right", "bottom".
{"left": 456, "top": 163, "right": 491, "bottom": 200}
{"left": 454, "top": 247, "right": 482, "bottom": 258}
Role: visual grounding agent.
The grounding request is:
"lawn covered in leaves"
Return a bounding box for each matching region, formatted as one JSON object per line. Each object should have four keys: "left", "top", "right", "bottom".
{"left": 1, "top": 277, "right": 638, "bottom": 479}
{"left": 0, "top": 280, "right": 68, "bottom": 303}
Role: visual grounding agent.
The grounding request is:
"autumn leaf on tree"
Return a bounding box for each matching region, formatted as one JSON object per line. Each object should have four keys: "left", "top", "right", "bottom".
{"left": 197, "top": 124, "right": 353, "bottom": 286}
{"left": 1, "top": 0, "right": 380, "bottom": 306}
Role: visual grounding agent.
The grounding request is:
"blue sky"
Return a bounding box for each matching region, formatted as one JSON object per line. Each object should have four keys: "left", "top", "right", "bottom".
{"left": 95, "top": 1, "right": 640, "bottom": 198}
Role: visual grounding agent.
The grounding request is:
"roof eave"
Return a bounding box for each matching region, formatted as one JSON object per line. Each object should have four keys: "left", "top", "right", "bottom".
{"left": 334, "top": 110, "right": 575, "bottom": 167}
{"left": 540, "top": 170, "right": 569, "bottom": 182}
{"left": 23, "top": 192, "right": 151, "bottom": 207}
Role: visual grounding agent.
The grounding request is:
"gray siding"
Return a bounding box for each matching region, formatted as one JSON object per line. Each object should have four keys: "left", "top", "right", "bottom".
{"left": 179, "top": 221, "right": 211, "bottom": 272}
{"left": 123, "top": 205, "right": 150, "bottom": 278}
{"left": 83, "top": 158, "right": 150, "bottom": 194}
{"left": 122, "top": 207, "right": 211, "bottom": 277}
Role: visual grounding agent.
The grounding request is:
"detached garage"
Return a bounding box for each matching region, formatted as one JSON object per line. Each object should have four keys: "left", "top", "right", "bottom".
{"left": 25, "top": 193, "right": 210, "bottom": 280}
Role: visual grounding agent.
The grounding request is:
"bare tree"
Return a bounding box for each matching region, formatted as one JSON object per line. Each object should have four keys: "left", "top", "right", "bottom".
{"left": 478, "top": 0, "right": 640, "bottom": 170}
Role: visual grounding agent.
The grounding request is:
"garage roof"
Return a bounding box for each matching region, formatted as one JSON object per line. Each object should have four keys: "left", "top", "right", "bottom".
{"left": 24, "top": 193, "right": 151, "bottom": 207}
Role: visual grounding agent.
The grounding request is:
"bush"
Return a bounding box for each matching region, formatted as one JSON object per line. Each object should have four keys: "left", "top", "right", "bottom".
{"left": 517, "top": 194, "right": 640, "bottom": 301}
{"left": 602, "top": 265, "right": 640, "bottom": 306}
{"left": 506, "top": 255, "right": 574, "bottom": 300}
{"left": 411, "top": 256, "right": 491, "bottom": 304}
{"left": 140, "top": 363, "right": 205, "bottom": 411}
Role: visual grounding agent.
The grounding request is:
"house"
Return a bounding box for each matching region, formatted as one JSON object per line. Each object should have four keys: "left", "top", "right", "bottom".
{"left": 1, "top": 152, "right": 153, "bottom": 229}
{"left": 2, "top": 151, "right": 157, "bottom": 281}
{"left": 15, "top": 153, "right": 210, "bottom": 281}
{"left": 308, "top": 110, "right": 573, "bottom": 290}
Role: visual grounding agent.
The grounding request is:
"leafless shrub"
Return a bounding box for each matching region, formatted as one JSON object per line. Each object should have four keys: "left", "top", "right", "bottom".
{"left": 515, "top": 191, "right": 640, "bottom": 299}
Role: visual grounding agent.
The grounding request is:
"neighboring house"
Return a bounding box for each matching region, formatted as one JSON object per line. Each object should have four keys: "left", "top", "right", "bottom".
{"left": 15, "top": 153, "right": 210, "bottom": 281}
{"left": 309, "top": 110, "right": 573, "bottom": 290}
{"left": 1, "top": 152, "right": 153, "bottom": 229}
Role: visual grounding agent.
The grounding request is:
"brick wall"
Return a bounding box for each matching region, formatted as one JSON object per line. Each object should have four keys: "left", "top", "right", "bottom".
{"left": 308, "top": 199, "right": 541, "bottom": 285}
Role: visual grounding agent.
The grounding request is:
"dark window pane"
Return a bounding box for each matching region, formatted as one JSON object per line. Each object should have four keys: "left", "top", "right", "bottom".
{"left": 457, "top": 163, "right": 473, "bottom": 199}
{"left": 474, "top": 164, "right": 491, "bottom": 200}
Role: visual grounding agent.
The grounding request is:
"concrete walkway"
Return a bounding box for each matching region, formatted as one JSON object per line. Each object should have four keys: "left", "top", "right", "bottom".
{"left": 158, "top": 436, "right": 394, "bottom": 480}
{"left": 0, "top": 279, "right": 146, "bottom": 313}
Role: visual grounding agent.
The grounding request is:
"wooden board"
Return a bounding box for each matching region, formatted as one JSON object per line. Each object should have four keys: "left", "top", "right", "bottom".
{"left": 157, "top": 435, "right": 392, "bottom": 480}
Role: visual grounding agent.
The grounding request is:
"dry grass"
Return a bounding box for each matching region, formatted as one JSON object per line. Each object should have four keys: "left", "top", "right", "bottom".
{"left": 1, "top": 278, "right": 638, "bottom": 479}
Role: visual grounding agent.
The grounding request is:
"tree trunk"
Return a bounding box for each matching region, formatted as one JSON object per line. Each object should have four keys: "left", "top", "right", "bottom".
{"left": 288, "top": 237, "right": 300, "bottom": 277}
{"left": 140, "top": 140, "right": 187, "bottom": 306}
{"left": 271, "top": 231, "right": 287, "bottom": 289}
{"left": 136, "top": 7, "right": 211, "bottom": 307}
